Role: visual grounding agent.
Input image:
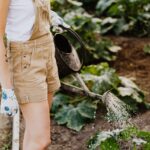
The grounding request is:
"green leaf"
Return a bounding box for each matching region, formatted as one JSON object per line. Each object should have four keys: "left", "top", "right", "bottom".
{"left": 118, "top": 127, "right": 138, "bottom": 140}
{"left": 118, "top": 87, "right": 143, "bottom": 103}
{"left": 100, "top": 17, "right": 118, "bottom": 34}
{"left": 54, "top": 0, "right": 65, "bottom": 5}
{"left": 54, "top": 105, "right": 72, "bottom": 124}
{"left": 78, "top": 100, "right": 97, "bottom": 119}
{"left": 51, "top": 93, "right": 71, "bottom": 113}
{"left": 81, "top": 64, "right": 120, "bottom": 94}
{"left": 53, "top": 98, "right": 98, "bottom": 131}
{"left": 87, "top": 129, "right": 122, "bottom": 150}
{"left": 137, "top": 131, "right": 150, "bottom": 142}
{"left": 66, "top": 107, "right": 86, "bottom": 131}
{"left": 108, "top": 45, "right": 122, "bottom": 53}
{"left": 119, "top": 76, "right": 140, "bottom": 91}
{"left": 100, "top": 138, "right": 120, "bottom": 150}
{"left": 144, "top": 44, "right": 150, "bottom": 54}
{"left": 96, "top": 0, "right": 115, "bottom": 15}
{"left": 67, "top": 0, "right": 83, "bottom": 6}
{"left": 81, "top": 63, "right": 110, "bottom": 76}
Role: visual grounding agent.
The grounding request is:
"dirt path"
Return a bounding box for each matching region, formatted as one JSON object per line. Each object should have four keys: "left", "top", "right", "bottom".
{"left": 19, "top": 36, "right": 150, "bottom": 150}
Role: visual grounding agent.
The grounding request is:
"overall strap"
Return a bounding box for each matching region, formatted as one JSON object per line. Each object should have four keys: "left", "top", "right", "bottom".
{"left": 33, "top": 0, "right": 51, "bottom": 24}
{"left": 29, "top": 0, "right": 51, "bottom": 40}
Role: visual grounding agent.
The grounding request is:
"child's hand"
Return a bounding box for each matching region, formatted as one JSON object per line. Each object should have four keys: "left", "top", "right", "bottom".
{"left": 50, "top": 10, "right": 70, "bottom": 32}
{"left": 0, "top": 88, "right": 19, "bottom": 117}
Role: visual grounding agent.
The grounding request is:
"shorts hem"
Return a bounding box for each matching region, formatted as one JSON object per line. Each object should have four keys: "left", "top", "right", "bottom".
{"left": 18, "top": 98, "right": 48, "bottom": 105}
{"left": 16, "top": 94, "right": 48, "bottom": 105}
{"left": 47, "top": 82, "right": 61, "bottom": 93}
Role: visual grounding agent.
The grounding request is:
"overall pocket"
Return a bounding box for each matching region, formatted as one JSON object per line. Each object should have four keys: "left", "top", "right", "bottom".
{"left": 10, "top": 47, "right": 33, "bottom": 75}
{"left": 21, "top": 50, "right": 33, "bottom": 74}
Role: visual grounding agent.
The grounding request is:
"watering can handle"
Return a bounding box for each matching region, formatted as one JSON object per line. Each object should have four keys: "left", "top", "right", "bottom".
{"left": 58, "top": 25, "right": 86, "bottom": 67}
{"left": 58, "top": 25, "right": 86, "bottom": 49}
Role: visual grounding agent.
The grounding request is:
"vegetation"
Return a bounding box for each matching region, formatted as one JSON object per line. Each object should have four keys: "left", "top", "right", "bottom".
{"left": 50, "top": 0, "right": 150, "bottom": 149}
{"left": 144, "top": 44, "right": 150, "bottom": 54}
{"left": 51, "top": 63, "right": 145, "bottom": 131}
{"left": 51, "top": 0, "right": 150, "bottom": 36}
{"left": 87, "top": 126, "right": 150, "bottom": 150}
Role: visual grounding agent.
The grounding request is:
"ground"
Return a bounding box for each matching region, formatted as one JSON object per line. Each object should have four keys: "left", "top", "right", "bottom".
{"left": 19, "top": 36, "right": 150, "bottom": 150}
{"left": 110, "top": 36, "right": 150, "bottom": 102}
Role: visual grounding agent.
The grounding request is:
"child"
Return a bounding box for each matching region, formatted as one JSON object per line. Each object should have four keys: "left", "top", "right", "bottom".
{"left": 0, "top": 0, "right": 69, "bottom": 149}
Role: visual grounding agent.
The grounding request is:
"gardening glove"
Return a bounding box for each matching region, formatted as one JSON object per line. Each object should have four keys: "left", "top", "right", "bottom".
{"left": 0, "top": 88, "right": 19, "bottom": 117}
{"left": 50, "top": 10, "right": 70, "bottom": 32}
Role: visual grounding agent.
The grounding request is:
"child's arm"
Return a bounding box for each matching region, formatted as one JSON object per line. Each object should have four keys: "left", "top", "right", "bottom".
{"left": 0, "top": 0, "right": 13, "bottom": 88}
{"left": 0, "top": 0, "right": 19, "bottom": 117}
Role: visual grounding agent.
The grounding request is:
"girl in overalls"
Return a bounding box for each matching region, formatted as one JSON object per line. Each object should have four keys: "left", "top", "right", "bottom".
{"left": 0, "top": 0, "right": 69, "bottom": 149}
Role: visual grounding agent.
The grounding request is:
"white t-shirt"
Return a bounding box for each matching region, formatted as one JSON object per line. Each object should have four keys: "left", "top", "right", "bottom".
{"left": 5, "top": 0, "right": 36, "bottom": 42}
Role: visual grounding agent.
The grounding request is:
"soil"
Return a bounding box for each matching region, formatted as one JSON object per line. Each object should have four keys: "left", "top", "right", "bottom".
{"left": 110, "top": 36, "right": 150, "bottom": 102}
{"left": 19, "top": 36, "right": 150, "bottom": 150}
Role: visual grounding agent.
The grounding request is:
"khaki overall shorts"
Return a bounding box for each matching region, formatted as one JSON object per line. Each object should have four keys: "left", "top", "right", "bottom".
{"left": 5, "top": 0, "right": 61, "bottom": 104}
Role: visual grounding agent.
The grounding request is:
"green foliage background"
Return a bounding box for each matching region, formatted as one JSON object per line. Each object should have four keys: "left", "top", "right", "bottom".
{"left": 51, "top": 0, "right": 150, "bottom": 37}
{"left": 50, "top": 0, "right": 150, "bottom": 64}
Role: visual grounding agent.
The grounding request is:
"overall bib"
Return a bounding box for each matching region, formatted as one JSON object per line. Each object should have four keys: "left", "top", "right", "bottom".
{"left": 6, "top": 0, "right": 61, "bottom": 104}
